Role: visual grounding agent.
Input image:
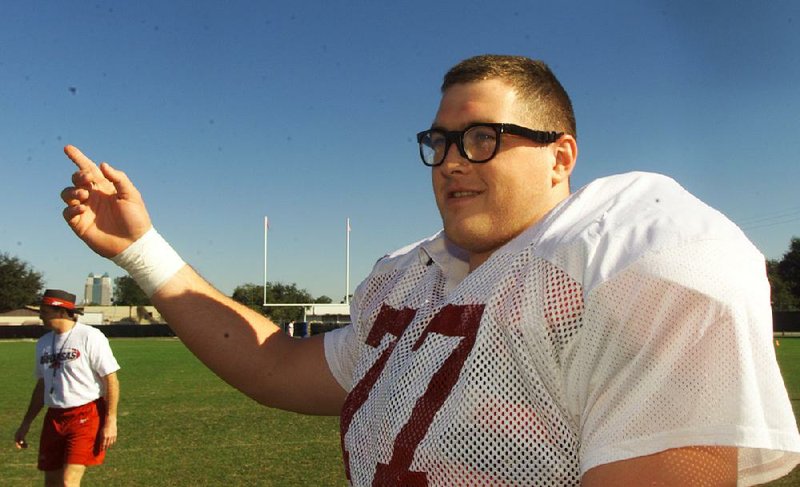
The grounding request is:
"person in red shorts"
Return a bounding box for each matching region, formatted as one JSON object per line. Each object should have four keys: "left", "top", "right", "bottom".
{"left": 14, "top": 289, "right": 121, "bottom": 487}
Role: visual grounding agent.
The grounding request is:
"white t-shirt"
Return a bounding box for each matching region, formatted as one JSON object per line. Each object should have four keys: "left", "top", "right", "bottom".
{"left": 35, "top": 322, "right": 120, "bottom": 408}
{"left": 325, "top": 172, "right": 800, "bottom": 486}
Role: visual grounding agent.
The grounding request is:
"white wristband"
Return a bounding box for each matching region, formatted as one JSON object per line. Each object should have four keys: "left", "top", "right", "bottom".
{"left": 111, "top": 227, "right": 186, "bottom": 297}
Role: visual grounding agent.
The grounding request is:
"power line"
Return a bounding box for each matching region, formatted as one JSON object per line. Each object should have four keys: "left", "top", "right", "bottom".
{"left": 736, "top": 206, "right": 800, "bottom": 231}
{"left": 741, "top": 215, "right": 800, "bottom": 231}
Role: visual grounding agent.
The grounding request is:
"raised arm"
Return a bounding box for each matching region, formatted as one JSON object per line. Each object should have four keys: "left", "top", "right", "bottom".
{"left": 151, "top": 266, "right": 346, "bottom": 413}
{"left": 60, "top": 146, "right": 347, "bottom": 415}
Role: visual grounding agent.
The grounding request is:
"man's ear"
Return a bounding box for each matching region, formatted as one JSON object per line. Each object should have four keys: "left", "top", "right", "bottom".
{"left": 552, "top": 134, "right": 577, "bottom": 186}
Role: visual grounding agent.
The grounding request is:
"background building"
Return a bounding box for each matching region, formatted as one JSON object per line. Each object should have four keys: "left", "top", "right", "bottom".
{"left": 84, "top": 273, "right": 112, "bottom": 305}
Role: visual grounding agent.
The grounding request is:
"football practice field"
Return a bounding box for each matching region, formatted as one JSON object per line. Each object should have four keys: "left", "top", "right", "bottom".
{"left": 1, "top": 337, "right": 799, "bottom": 486}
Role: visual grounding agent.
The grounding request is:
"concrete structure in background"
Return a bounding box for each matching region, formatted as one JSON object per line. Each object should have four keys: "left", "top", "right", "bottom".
{"left": 0, "top": 305, "right": 163, "bottom": 326}
{"left": 0, "top": 308, "right": 41, "bottom": 326}
{"left": 84, "top": 272, "right": 112, "bottom": 305}
{"left": 261, "top": 302, "right": 351, "bottom": 324}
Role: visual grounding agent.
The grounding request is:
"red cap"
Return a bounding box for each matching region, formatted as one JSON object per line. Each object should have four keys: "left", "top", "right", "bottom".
{"left": 42, "top": 295, "right": 76, "bottom": 310}
{"left": 40, "top": 289, "right": 82, "bottom": 314}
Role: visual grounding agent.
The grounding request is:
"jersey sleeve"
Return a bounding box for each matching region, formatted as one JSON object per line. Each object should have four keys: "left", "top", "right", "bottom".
{"left": 324, "top": 324, "right": 358, "bottom": 391}
{"left": 324, "top": 260, "right": 393, "bottom": 393}
{"left": 566, "top": 238, "right": 800, "bottom": 483}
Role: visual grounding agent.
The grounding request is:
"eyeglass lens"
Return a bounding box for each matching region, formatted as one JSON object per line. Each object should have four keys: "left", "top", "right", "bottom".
{"left": 421, "top": 125, "right": 499, "bottom": 166}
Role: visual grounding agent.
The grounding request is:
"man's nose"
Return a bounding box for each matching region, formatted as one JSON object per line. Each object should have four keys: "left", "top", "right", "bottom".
{"left": 439, "top": 140, "right": 469, "bottom": 172}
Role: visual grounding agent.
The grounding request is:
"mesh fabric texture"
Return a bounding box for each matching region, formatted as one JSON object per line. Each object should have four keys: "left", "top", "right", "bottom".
{"left": 325, "top": 172, "right": 800, "bottom": 486}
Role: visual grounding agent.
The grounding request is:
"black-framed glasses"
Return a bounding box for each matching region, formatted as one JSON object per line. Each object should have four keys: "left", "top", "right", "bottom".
{"left": 416, "top": 123, "right": 563, "bottom": 167}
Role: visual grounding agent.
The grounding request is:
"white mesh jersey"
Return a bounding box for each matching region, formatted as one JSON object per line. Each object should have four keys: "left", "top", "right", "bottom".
{"left": 325, "top": 172, "right": 800, "bottom": 486}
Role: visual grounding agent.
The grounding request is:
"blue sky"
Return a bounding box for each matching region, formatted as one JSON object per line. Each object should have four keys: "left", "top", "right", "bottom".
{"left": 2, "top": 0, "right": 799, "bottom": 302}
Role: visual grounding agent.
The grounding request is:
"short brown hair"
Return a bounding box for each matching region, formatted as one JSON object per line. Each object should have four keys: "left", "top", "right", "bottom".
{"left": 442, "top": 55, "right": 576, "bottom": 138}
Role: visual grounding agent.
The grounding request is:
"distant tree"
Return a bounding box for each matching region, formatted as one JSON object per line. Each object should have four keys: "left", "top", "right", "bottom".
{"left": 0, "top": 252, "right": 44, "bottom": 312}
{"left": 767, "top": 260, "right": 799, "bottom": 311}
{"left": 112, "top": 275, "right": 151, "bottom": 306}
{"left": 232, "top": 281, "right": 318, "bottom": 323}
{"left": 315, "top": 295, "right": 333, "bottom": 304}
{"left": 231, "top": 283, "right": 264, "bottom": 312}
{"left": 776, "top": 237, "right": 800, "bottom": 302}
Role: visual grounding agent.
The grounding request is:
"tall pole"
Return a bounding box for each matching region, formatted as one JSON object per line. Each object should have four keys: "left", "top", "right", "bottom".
{"left": 346, "top": 218, "right": 351, "bottom": 305}
{"left": 264, "top": 216, "right": 269, "bottom": 304}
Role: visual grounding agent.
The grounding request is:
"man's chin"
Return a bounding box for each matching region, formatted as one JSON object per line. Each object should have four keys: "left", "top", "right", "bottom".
{"left": 443, "top": 225, "right": 502, "bottom": 255}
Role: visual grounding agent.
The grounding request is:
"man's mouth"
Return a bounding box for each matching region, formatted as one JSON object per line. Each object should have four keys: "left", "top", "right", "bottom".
{"left": 450, "top": 190, "right": 482, "bottom": 198}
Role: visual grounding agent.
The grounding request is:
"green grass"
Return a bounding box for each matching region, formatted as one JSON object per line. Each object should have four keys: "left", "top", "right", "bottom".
{"left": 771, "top": 337, "right": 800, "bottom": 486}
{"left": 1, "top": 337, "right": 799, "bottom": 485}
{"left": 0, "top": 339, "right": 347, "bottom": 486}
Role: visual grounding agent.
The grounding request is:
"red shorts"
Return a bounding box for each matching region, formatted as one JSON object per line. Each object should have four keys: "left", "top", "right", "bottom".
{"left": 38, "top": 398, "right": 107, "bottom": 471}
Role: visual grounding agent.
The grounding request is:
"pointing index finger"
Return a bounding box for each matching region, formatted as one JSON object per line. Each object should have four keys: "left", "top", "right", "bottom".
{"left": 64, "top": 145, "right": 101, "bottom": 174}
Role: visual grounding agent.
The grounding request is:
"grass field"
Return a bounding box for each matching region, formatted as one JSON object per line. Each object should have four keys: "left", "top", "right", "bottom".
{"left": 0, "top": 339, "right": 348, "bottom": 486}
{"left": 1, "top": 337, "right": 798, "bottom": 486}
